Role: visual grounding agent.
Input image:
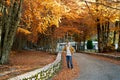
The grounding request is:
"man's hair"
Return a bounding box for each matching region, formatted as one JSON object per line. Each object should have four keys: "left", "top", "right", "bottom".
{"left": 65, "top": 39, "right": 69, "bottom": 43}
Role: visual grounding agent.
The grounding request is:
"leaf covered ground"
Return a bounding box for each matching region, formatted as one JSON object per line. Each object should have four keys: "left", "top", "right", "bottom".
{"left": 53, "top": 53, "right": 80, "bottom": 80}
{"left": 0, "top": 50, "right": 56, "bottom": 80}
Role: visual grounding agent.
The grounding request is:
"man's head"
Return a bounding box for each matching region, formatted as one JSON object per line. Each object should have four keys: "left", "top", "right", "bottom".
{"left": 67, "top": 42, "right": 70, "bottom": 46}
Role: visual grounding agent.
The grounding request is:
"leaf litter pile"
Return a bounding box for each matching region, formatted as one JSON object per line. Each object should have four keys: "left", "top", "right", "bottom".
{"left": 0, "top": 50, "right": 56, "bottom": 80}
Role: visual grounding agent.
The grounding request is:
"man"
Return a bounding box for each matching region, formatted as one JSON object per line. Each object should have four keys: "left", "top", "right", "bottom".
{"left": 62, "top": 42, "right": 75, "bottom": 69}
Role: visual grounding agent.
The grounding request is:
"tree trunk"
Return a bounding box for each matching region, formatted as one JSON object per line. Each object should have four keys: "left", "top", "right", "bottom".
{"left": 0, "top": 2, "right": 4, "bottom": 60}
{"left": 113, "top": 31, "right": 116, "bottom": 45}
{"left": 97, "top": 18, "right": 102, "bottom": 52}
{"left": 82, "top": 34, "right": 86, "bottom": 51}
{"left": 0, "top": 0, "right": 23, "bottom": 64}
{"left": 113, "top": 21, "right": 119, "bottom": 46}
{"left": 105, "top": 21, "right": 110, "bottom": 47}
{"left": 99, "top": 20, "right": 111, "bottom": 52}
{"left": 117, "top": 21, "right": 120, "bottom": 52}
{"left": 118, "top": 31, "right": 120, "bottom": 52}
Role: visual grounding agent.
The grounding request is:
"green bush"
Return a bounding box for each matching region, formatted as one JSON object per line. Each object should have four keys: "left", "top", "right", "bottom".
{"left": 87, "top": 40, "right": 93, "bottom": 49}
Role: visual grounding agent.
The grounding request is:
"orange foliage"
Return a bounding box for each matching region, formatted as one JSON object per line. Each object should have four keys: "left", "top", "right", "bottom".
{"left": 19, "top": 0, "right": 119, "bottom": 43}
{"left": 54, "top": 26, "right": 80, "bottom": 38}
{"left": 21, "top": 0, "right": 64, "bottom": 42}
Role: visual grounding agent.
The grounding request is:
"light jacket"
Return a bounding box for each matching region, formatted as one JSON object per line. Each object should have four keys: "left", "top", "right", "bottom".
{"left": 62, "top": 45, "right": 75, "bottom": 55}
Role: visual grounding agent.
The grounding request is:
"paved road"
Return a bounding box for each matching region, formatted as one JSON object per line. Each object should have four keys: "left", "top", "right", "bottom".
{"left": 74, "top": 53, "right": 120, "bottom": 80}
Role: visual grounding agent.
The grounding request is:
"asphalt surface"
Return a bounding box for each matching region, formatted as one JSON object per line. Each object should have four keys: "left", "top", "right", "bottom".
{"left": 74, "top": 53, "right": 120, "bottom": 80}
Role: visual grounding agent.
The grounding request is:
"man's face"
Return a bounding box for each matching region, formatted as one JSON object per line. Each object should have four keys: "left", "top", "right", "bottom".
{"left": 67, "top": 42, "right": 70, "bottom": 46}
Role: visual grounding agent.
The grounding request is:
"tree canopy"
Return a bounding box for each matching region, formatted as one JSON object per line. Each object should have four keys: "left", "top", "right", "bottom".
{"left": 0, "top": 0, "right": 120, "bottom": 64}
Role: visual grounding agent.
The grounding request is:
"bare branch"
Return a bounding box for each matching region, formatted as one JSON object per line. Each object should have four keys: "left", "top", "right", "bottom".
{"left": 84, "top": 0, "right": 120, "bottom": 10}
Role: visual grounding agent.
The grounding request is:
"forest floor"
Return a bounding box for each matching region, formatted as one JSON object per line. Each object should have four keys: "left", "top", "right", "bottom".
{"left": 0, "top": 50, "right": 56, "bottom": 80}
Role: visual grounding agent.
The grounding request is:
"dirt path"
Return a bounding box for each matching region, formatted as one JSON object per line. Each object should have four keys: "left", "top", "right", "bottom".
{"left": 53, "top": 53, "right": 80, "bottom": 80}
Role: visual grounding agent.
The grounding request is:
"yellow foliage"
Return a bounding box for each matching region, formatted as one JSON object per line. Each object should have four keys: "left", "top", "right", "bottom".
{"left": 22, "top": 0, "right": 63, "bottom": 34}
{"left": 17, "top": 27, "right": 31, "bottom": 36}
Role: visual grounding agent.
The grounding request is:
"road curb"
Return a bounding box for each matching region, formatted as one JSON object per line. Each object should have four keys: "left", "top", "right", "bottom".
{"left": 80, "top": 52, "right": 120, "bottom": 60}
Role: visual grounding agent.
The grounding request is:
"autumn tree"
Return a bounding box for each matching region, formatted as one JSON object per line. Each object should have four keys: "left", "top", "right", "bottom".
{"left": 0, "top": 0, "right": 23, "bottom": 64}
{"left": 84, "top": 0, "right": 120, "bottom": 52}
{"left": 60, "top": 0, "right": 97, "bottom": 51}
{"left": 14, "top": 0, "right": 65, "bottom": 53}
{"left": 116, "top": 21, "right": 120, "bottom": 52}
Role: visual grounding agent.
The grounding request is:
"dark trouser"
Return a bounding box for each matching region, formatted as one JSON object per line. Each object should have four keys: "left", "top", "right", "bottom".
{"left": 66, "top": 56, "right": 73, "bottom": 69}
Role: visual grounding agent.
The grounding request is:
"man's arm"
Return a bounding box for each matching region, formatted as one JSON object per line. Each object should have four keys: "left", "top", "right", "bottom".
{"left": 70, "top": 46, "right": 75, "bottom": 54}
